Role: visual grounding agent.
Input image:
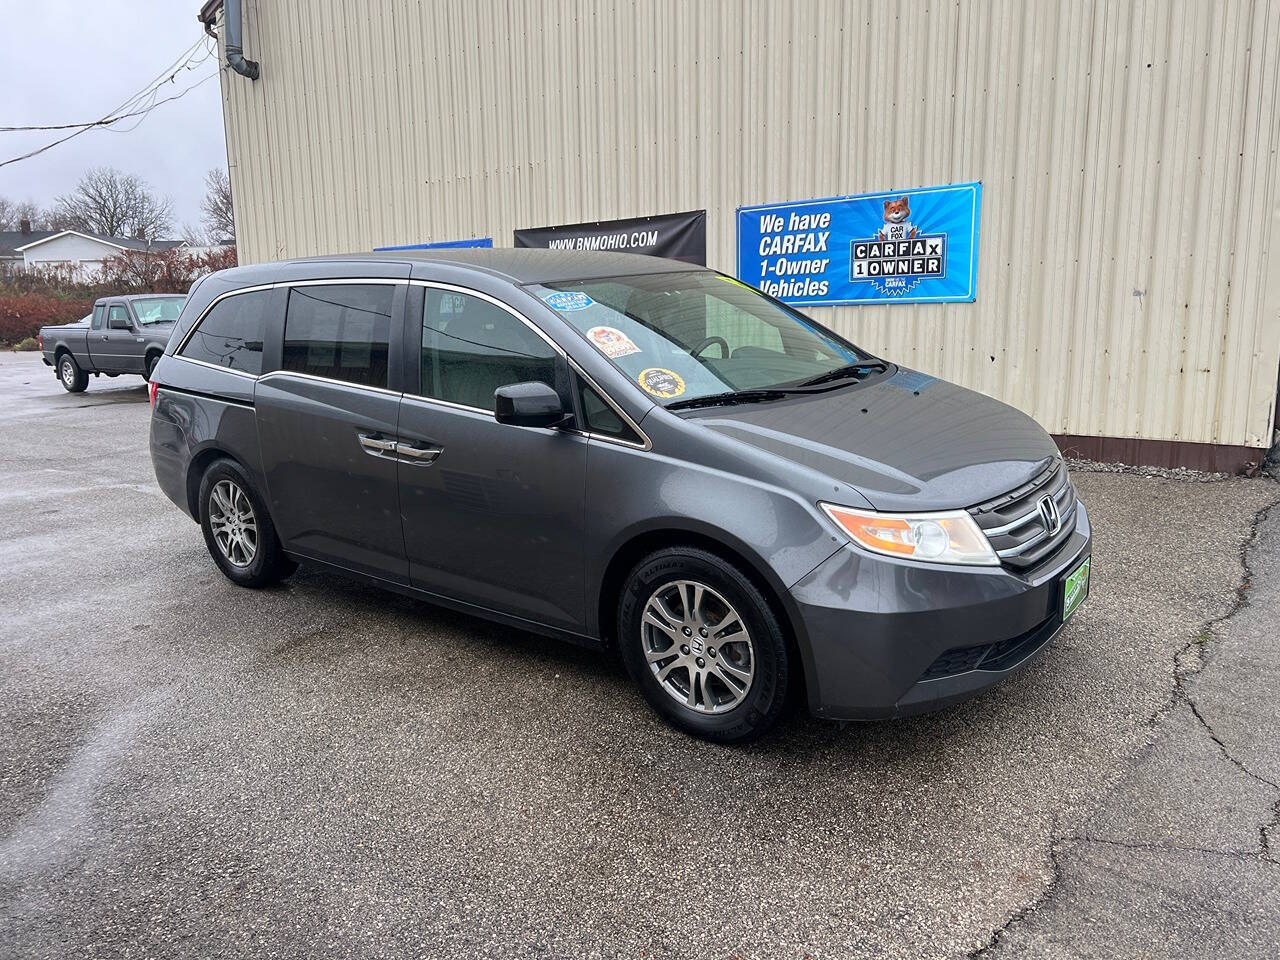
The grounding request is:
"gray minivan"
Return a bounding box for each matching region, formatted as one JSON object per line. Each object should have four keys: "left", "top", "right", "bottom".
{"left": 149, "top": 250, "right": 1090, "bottom": 742}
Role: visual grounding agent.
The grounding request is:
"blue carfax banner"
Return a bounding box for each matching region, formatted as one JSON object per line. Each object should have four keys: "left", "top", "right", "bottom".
{"left": 736, "top": 181, "right": 982, "bottom": 306}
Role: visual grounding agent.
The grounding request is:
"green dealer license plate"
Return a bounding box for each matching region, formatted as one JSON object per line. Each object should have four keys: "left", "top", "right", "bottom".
{"left": 1062, "top": 556, "right": 1091, "bottom": 623}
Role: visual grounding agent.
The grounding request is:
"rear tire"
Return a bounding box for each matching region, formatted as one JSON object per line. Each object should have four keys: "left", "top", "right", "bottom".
{"left": 617, "top": 547, "right": 792, "bottom": 743}
{"left": 198, "top": 458, "right": 297, "bottom": 588}
{"left": 58, "top": 353, "right": 88, "bottom": 393}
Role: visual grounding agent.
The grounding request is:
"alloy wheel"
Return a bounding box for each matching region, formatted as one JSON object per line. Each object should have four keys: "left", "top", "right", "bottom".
{"left": 641, "top": 579, "right": 754, "bottom": 714}
{"left": 61, "top": 358, "right": 75, "bottom": 387}
{"left": 208, "top": 479, "right": 258, "bottom": 567}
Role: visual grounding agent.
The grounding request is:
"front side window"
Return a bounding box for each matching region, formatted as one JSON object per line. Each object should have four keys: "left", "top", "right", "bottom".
{"left": 282, "top": 284, "right": 393, "bottom": 387}
{"left": 532, "top": 272, "right": 867, "bottom": 406}
{"left": 179, "top": 290, "right": 269, "bottom": 374}
{"left": 577, "top": 376, "right": 642, "bottom": 444}
{"left": 419, "top": 289, "right": 557, "bottom": 411}
{"left": 107, "top": 305, "right": 129, "bottom": 329}
{"left": 132, "top": 296, "right": 186, "bottom": 325}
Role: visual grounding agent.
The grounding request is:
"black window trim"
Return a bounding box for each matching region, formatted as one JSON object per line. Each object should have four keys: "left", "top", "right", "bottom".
{"left": 172, "top": 282, "right": 277, "bottom": 358}
{"left": 172, "top": 282, "right": 276, "bottom": 380}
{"left": 277, "top": 279, "right": 402, "bottom": 392}
{"left": 168, "top": 275, "right": 651, "bottom": 450}
{"left": 408, "top": 279, "right": 651, "bottom": 451}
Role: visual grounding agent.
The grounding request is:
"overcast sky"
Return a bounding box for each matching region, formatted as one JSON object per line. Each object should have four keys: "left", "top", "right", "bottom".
{"left": 0, "top": 0, "right": 226, "bottom": 236}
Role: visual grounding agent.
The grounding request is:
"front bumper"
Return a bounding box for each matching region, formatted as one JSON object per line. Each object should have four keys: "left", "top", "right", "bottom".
{"left": 789, "top": 500, "right": 1091, "bottom": 720}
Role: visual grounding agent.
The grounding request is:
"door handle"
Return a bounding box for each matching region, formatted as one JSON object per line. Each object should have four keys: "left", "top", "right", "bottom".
{"left": 397, "top": 442, "right": 442, "bottom": 464}
{"left": 357, "top": 433, "right": 398, "bottom": 457}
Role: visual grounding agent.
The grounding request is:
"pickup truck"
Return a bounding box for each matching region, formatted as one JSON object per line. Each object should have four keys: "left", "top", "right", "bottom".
{"left": 40, "top": 293, "right": 186, "bottom": 392}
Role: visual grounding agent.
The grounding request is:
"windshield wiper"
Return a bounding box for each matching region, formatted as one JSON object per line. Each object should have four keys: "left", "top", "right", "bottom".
{"left": 794, "top": 361, "right": 889, "bottom": 389}
{"left": 666, "top": 389, "right": 795, "bottom": 411}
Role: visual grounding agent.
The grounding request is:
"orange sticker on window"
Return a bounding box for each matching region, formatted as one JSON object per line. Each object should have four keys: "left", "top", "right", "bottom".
{"left": 587, "top": 325, "right": 641, "bottom": 359}
{"left": 637, "top": 367, "right": 686, "bottom": 399}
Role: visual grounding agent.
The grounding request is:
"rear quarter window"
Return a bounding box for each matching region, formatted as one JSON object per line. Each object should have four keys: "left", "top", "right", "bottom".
{"left": 178, "top": 290, "right": 270, "bottom": 375}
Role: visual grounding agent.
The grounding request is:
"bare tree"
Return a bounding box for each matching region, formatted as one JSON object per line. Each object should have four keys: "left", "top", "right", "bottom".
{"left": 180, "top": 220, "right": 210, "bottom": 246}
{"left": 0, "top": 197, "right": 48, "bottom": 231}
{"left": 41, "top": 205, "right": 75, "bottom": 231}
{"left": 52, "top": 167, "right": 174, "bottom": 239}
{"left": 200, "top": 168, "right": 235, "bottom": 242}
{"left": 15, "top": 201, "right": 43, "bottom": 229}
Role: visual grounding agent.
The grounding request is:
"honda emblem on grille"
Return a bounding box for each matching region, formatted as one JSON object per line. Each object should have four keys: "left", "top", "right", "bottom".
{"left": 1037, "top": 495, "right": 1062, "bottom": 536}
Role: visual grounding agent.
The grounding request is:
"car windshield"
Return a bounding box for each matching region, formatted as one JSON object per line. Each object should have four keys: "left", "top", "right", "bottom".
{"left": 531, "top": 272, "right": 869, "bottom": 406}
{"left": 131, "top": 296, "right": 186, "bottom": 325}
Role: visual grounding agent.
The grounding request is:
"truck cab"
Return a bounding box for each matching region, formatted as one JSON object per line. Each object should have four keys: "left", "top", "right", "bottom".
{"left": 41, "top": 293, "right": 186, "bottom": 391}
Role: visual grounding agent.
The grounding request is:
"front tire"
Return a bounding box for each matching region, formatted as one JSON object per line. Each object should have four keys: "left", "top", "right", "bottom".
{"left": 143, "top": 353, "right": 159, "bottom": 381}
{"left": 58, "top": 354, "right": 88, "bottom": 393}
{"left": 198, "top": 458, "right": 296, "bottom": 588}
{"left": 618, "top": 547, "right": 792, "bottom": 743}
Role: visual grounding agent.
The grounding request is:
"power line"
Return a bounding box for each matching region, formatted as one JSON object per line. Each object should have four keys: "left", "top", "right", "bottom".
{"left": 0, "top": 43, "right": 218, "bottom": 133}
{"left": 0, "top": 37, "right": 219, "bottom": 169}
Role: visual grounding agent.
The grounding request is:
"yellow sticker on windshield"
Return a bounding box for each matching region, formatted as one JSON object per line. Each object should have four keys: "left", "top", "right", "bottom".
{"left": 717, "top": 275, "right": 754, "bottom": 290}
{"left": 637, "top": 367, "right": 686, "bottom": 399}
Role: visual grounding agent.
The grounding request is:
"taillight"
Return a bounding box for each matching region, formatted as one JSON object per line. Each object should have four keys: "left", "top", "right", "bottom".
{"left": 148, "top": 379, "right": 159, "bottom": 408}
{"left": 37, "top": 334, "right": 43, "bottom": 351}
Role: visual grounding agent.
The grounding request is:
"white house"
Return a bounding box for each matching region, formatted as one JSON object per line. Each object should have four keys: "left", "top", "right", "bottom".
{"left": 15, "top": 230, "right": 187, "bottom": 279}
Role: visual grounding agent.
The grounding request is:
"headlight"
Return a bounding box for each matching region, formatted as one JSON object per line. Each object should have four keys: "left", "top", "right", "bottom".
{"left": 819, "top": 503, "right": 999, "bottom": 566}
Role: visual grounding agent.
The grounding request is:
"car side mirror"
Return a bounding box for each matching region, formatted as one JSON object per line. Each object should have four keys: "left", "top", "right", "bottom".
{"left": 494, "top": 382, "right": 569, "bottom": 428}
{"left": 109, "top": 316, "right": 131, "bottom": 330}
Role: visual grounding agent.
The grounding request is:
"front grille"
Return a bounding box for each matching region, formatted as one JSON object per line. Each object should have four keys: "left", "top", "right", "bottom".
{"left": 969, "top": 459, "right": 1077, "bottom": 570}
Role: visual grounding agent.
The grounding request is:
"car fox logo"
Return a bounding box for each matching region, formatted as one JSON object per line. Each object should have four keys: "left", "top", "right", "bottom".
{"left": 851, "top": 193, "right": 947, "bottom": 296}
{"left": 878, "top": 196, "right": 917, "bottom": 242}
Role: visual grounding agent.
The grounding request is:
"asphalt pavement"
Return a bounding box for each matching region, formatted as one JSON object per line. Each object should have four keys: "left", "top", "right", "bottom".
{"left": 1, "top": 350, "right": 1278, "bottom": 959}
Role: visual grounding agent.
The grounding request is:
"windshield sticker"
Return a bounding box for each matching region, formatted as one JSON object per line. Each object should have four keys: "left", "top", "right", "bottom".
{"left": 542, "top": 291, "right": 595, "bottom": 312}
{"left": 637, "top": 367, "right": 686, "bottom": 399}
{"left": 586, "top": 325, "right": 641, "bottom": 359}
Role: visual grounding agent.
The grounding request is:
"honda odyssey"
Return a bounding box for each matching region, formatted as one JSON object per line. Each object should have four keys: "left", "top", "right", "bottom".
{"left": 149, "top": 250, "right": 1091, "bottom": 742}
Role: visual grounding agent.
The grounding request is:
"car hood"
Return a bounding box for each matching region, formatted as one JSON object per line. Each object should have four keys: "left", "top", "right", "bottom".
{"left": 687, "top": 367, "right": 1060, "bottom": 511}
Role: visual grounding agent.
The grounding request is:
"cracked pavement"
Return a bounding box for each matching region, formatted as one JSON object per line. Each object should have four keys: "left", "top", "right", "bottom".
{"left": 1, "top": 350, "right": 1279, "bottom": 959}
{"left": 980, "top": 500, "right": 1280, "bottom": 958}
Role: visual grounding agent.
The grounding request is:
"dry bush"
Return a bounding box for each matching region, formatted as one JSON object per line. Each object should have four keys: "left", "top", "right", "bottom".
{"left": 0, "top": 247, "right": 237, "bottom": 343}
{"left": 0, "top": 294, "right": 94, "bottom": 343}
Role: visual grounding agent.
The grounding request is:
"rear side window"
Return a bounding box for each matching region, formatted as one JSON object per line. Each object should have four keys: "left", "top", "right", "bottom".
{"left": 91, "top": 305, "right": 105, "bottom": 330}
{"left": 283, "top": 284, "right": 393, "bottom": 387}
{"left": 179, "top": 290, "right": 269, "bottom": 375}
{"left": 419, "top": 289, "right": 556, "bottom": 411}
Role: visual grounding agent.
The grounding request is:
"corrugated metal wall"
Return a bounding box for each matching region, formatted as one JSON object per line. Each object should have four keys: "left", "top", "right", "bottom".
{"left": 218, "top": 0, "right": 1280, "bottom": 450}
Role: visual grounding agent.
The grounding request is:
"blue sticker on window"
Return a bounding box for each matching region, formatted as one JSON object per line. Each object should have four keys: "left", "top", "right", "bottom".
{"left": 543, "top": 291, "right": 595, "bottom": 312}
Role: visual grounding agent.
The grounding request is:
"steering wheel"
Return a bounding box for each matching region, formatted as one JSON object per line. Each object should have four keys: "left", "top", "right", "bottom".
{"left": 690, "top": 336, "right": 730, "bottom": 360}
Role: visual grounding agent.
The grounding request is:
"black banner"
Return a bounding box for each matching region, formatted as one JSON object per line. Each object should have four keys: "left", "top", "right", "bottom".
{"left": 513, "top": 210, "right": 707, "bottom": 265}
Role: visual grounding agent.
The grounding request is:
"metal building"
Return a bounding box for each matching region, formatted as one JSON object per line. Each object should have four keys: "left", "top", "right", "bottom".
{"left": 200, "top": 0, "right": 1280, "bottom": 470}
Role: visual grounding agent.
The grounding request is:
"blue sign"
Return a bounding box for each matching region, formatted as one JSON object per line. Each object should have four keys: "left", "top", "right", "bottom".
{"left": 736, "top": 182, "right": 981, "bottom": 306}
{"left": 373, "top": 237, "right": 493, "bottom": 251}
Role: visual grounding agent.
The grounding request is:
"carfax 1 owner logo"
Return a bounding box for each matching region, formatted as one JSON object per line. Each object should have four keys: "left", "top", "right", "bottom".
{"left": 736, "top": 181, "right": 981, "bottom": 306}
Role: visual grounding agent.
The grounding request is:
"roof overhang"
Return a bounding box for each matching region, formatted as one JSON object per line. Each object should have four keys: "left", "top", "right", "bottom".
{"left": 198, "top": 0, "right": 223, "bottom": 27}
{"left": 15, "top": 230, "right": 129, "bottom": 253}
